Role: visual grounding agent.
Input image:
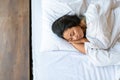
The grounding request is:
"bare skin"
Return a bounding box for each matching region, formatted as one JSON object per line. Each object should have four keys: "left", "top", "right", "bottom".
{"left": 63, "top": 20, "right": 89, "bottom": 54}
{"left": 69, "top": 38, "right": 89, "bottom": 54}
{"left": 63, "top": 26, "right": 84, "bottom": 41}
{"left": 70, "top": 43, "right": 86, "bottom": 54}
{"left": 69, "top": 38, "right": 89, "bottom": 44}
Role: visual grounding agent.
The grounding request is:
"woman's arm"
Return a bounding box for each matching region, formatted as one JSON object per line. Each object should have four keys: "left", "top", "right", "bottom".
{"left": 71, "top": 43, "right": 86, "bottom": 54}
{"left": 72, "top": 40, "right": 120, "bottom": 66}
{"left": 69, "top": 38, "right": 89, "bottom": 44}
{"left": 69, "top": 38, "right": 89, "bottom": 54}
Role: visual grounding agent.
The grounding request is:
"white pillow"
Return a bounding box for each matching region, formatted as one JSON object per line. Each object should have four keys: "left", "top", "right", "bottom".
{"left": 67, "top": 0, "right": 89, "bottom": 16}
{"left": 40, "top": 0, "right": 78, "bottom": 52}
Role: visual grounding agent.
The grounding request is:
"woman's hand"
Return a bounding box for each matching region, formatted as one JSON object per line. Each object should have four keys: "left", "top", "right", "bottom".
{"left": 68, "top": 38, "right": 89, "bottom": 54}
{"left": 69, "top": 38, "right": 89, "bottom": 44}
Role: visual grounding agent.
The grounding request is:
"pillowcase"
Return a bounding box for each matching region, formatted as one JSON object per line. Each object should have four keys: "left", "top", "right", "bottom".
{"left": 40, "top": 0, "right": 78, "bottom": 52}
{"left": 40, "top": 0, "right": 91, "bottom": 52}
{"left": 67, "top": 0, "right": 89, "bottom": 16}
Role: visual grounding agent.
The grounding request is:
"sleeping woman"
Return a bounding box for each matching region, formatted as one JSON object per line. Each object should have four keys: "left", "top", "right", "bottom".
{"left": 52, "top": 14, "right": 89, "bottom": 54}
{"left": 52, "top": 0, "right": 120, "bottom": 66}
{"left": 52, "top": 0, "right": 115, "bottom": 54}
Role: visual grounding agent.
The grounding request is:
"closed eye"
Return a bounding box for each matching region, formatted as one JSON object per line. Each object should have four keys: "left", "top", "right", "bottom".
{"left": 70, "top": 31, "right": 74, "bottom": 37}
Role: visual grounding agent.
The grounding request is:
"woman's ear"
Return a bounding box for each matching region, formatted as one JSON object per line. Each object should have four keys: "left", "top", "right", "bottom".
{"left": 79, "top": 19, "right": 86, "bottom": 27}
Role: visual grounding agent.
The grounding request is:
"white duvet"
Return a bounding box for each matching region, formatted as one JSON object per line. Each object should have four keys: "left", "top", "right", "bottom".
{"left": 85, "top": 0, "right": 120, "bottom": 49}
{"left": 83, "top": 0, "right": 120, "bottom": 66}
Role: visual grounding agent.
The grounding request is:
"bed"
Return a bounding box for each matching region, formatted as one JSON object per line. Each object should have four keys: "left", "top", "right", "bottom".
{"left": 32, "top": 0, "right": 120, "bottom": 80}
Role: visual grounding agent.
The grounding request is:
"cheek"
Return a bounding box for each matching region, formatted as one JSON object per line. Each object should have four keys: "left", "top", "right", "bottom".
{"left": 63, "top": 35, "right": 68, "bottom": 40}
{"left": 78, "top": 28, "right": 83, "bottom": 34}
{"left": 81, "top": 29, "right": 84, "bottom": 34}
{"left": 79, "top": 28, "right": 84, "bottom": 37}
{"left": 63, "top": 34, "right": 70, "bottom": 41}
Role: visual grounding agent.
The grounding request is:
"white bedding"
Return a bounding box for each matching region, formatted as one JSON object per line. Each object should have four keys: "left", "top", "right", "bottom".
{"left": 84, "top": 0, "right": 120, "bottom": 49}
{"left": 83, "top": 0, "right": 120, "bottom": 66}
{"left": 32, "top": 0, "right": 120, "bottom": 80}
{"left": 33, "top": 51, "right": 120, "bottom": 80}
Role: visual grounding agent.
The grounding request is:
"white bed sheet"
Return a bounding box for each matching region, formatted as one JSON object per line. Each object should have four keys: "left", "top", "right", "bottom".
{"left": 33, "top": 51, "right": 120, "bottom": 80}
{"left": 32, "top": 0, "right": 120, "bottom": 80}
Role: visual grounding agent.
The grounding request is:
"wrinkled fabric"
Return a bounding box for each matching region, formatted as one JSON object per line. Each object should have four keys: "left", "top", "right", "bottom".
{"left": 84, "top": 0, "right": 120, "bottom": 66}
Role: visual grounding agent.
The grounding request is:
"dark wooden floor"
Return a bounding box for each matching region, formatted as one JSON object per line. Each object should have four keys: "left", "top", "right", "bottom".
{"left": 0, "top": 0, "right": 29, "bottom": 80}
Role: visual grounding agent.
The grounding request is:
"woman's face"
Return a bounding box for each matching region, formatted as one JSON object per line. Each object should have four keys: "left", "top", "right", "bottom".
{"left": 63, "top": 26, "right": 84, "bottom": 41}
